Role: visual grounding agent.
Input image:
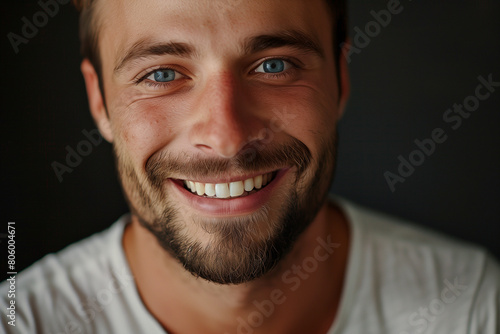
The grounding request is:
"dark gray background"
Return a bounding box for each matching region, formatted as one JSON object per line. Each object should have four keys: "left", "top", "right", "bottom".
{"left": 1, "top": 0, "right": 499, "bottom": 281}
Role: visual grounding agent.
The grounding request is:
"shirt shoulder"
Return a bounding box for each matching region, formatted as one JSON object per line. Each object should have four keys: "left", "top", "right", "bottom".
{"left": 330, "top": 197, "right": 500, "bottom": 334}
{"left": 0, "top": 215, "right": 162, "bottom": 334}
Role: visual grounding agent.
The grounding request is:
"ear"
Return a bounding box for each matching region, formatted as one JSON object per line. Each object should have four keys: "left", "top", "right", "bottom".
{"left": 81, "top": 59, "right": 113, "bottom": 142}
{"left": 336, "top": 39, "right": 351, "bottom": 119}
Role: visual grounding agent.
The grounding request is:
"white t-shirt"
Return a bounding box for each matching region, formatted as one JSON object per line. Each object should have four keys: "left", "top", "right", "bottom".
{"left": 1, "top": 198, "right": 499, "bottom": 334}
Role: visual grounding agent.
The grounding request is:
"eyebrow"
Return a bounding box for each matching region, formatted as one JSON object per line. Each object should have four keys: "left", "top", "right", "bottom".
{"left": 243, "top": 30, "right": 324, "bottom": 59}
{"left": 114, "top": 40, "right": 196, "bottom": 75}
{"left": 114, "top": 29, "right": 324, "bottom": 75}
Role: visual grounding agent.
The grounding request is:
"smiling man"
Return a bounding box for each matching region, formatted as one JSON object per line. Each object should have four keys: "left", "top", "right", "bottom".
{"left": 1, "top": 0, "right": 499, "bottom": 333}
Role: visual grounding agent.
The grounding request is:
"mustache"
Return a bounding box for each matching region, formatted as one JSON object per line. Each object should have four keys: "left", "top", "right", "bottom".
{"left": 145, "top": 137, "right": 312, "bottom": 185}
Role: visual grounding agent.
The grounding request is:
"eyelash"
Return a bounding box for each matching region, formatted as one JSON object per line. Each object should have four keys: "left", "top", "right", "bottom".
{"left": 134, "top": 57, "right": 300, "bottom": 89}
{"left": 133, "top": 67, "right": 182, "bottom": 89}
{"left": 253, "top": 56, "right": 300, "bottom": 80}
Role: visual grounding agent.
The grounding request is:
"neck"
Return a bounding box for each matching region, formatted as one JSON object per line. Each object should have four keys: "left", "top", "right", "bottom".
{"left": 123, "top": 200, "right": 350, "bottom": 334}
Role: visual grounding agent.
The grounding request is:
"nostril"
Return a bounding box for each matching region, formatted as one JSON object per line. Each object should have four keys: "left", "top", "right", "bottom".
{"left": 196, "top": 140, "right": 243, "bottom": 159}
{"left": 195, "top": 144, "right": 216, "bottom": 155}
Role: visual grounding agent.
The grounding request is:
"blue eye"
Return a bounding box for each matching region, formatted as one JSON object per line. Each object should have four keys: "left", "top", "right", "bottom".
{"left": 255, "top": 59, "right": 292, "bottom": 74}
{"left": 263, "top": 59, "right": 284, "bottom": 73}
{"left": 147, "top": 69, "right": 177, "bottom": 82}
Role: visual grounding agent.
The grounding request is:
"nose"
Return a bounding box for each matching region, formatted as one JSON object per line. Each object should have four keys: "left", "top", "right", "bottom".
{"left": 189, "top": 73, "right": 255, "bottom": 158}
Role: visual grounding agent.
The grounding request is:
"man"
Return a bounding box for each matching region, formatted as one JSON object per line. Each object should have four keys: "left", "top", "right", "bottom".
{"left": 1, "top": 0, "right": 499, "bottom": 333}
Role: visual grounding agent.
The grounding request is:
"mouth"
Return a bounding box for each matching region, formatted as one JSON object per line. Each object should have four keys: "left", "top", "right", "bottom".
{"left": 181, "top": 171, "right": 277, "bottom": 199}
{"left": 169, "top": 168, "right": 289, "bottom": 216}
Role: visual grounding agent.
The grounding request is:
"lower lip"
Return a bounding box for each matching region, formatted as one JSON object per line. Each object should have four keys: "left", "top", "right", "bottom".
{"left": 169, "top": 169, "right": 290, "bottom": 216}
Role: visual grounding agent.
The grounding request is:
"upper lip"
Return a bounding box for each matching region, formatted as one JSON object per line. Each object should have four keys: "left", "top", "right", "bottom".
{"left": 173, "top": 168, "right": 284, "bottom": 184}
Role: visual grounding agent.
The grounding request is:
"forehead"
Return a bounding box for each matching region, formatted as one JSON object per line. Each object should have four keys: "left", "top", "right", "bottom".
{"left": 98, "top": 0, "right": 333, "bottom": 68}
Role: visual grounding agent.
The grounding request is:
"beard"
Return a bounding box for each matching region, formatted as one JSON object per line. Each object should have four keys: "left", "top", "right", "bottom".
{"left": 114, "top": 134, "right": 337, "bottom": 285}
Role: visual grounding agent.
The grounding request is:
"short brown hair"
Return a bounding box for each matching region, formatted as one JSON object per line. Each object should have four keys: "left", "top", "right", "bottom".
{"left": 74, "top": 0, "right": 347, "bottom": 83}
{"left": 74, "top": 0, "right": 102, "bottom": 77}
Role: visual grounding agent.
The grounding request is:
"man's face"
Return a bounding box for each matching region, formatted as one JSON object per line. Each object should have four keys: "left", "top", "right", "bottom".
{"left": 93, "top": 0, "right": 345, "bottom": 284}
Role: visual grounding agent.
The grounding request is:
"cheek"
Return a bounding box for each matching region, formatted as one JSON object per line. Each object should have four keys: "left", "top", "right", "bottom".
{"left": 110, "top": 97, "right": 186, "bottom": 166}
{"left": 260, "top": 86, "right": 337, "bottom": 157}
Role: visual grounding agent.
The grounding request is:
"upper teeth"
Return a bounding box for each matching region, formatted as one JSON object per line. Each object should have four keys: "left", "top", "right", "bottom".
{"left": 183, "top": 172, "right": 274, "bottom": 198}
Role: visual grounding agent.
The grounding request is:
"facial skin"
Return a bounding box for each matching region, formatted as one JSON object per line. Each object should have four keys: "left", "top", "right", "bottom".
{"left": 82, "top": 0, "right": 349, "bottom": 331}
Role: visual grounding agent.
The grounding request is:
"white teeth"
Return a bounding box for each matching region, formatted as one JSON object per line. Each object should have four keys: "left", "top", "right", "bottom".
{"left": 183, "top": 172, "right": 274, "bottom": 198}
{"left": 205, "top": 183, "right": 216, "bottom": 196}
{"left": 244, "top": 178, "right": 254, "bottom": 192}
{"left": 254, "top": 175, "right": 263, "bottom": 189}
{"left": 230, "top": 181, "right": 244, "bottom": 197}
{"left": 195, "top": 182, "right": 205, "bottom": 196}
{"left": 215, "top": 183, "right": 230, "bottom": 198}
